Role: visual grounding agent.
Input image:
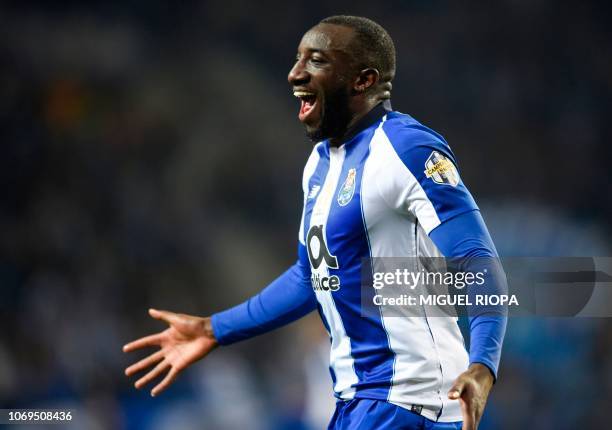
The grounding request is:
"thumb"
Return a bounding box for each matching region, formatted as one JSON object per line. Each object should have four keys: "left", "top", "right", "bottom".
{"left": 448, "top": 378, "right": 466, "bottom": 400}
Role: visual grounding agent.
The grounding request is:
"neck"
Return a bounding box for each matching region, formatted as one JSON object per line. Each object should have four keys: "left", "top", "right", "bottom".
{"left": 328, "top": 98, "right": 391, "bottom": 147}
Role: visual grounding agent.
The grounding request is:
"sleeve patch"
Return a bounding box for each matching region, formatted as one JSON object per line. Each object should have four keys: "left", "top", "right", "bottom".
{"left": 424, "top": 151, "right": 460, "bottom": 187}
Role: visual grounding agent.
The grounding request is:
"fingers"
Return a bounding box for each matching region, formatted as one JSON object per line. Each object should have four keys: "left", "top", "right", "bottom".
{"left": 149, "top": 308, "right": 182, "bottom": 326}
{"left": 151, "top": 367, "right": 179, "bottom": 397}
{"left": 135, "top": 359, "right": 170, "bottom": 389}
{"left": 125, "top": 349, "right": 164, "bottom": 377}
{"left": 123, "top": 332, "right": 163, "bottom": 353}
{"left": 123, "top": 309, "right": 178, "bottom": 353}
{"left": 448, "top": 378, "right": 466, "bottom": 400}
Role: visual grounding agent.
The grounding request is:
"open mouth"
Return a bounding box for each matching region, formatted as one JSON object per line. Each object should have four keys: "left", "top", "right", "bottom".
{"left": 294, "top": 90, "right": 318, "bottom": 122}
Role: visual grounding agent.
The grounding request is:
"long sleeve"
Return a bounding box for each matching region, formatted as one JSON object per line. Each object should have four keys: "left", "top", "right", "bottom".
{"left": 211, "top": 244, "right": 317, "bottom": 345}
{"left": 430, "top": 209, "right": 507, "bottom": 379}
{"left": 378, "top": 120, "right": 507, "bottom": 380}
{"left": 211, "top": 142, "right": 325, "bottom": 346}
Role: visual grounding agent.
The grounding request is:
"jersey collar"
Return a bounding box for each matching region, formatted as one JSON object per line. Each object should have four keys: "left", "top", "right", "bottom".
{"left": 328, "top": 100, "right": 392, "bottom": 148}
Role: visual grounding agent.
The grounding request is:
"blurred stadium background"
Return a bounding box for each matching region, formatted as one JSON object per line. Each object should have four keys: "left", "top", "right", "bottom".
{"left": 0, "top": 1, "right": 610, "bottom": 429}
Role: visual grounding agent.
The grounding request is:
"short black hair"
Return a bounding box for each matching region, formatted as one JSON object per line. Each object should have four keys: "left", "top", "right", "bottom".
{"left": 319, "top": 15, "right": 396, "bottom": 83}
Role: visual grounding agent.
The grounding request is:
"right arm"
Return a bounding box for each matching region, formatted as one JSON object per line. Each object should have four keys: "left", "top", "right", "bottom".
{"left": 123, "top": 251, "right": 316, "bottom": 396}
{"left": 211, "top": 244, "right": 317, "bottom": 344}
{"left": 210, "top": 143, "right": 322, "bottom": 344}
{"left": 124, "top": 145, "right": 321, "bottom": 395}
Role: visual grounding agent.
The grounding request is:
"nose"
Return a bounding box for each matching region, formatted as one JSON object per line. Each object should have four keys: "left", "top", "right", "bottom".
{"left": 288, "top": 59, "right": 309, "bottom": 86}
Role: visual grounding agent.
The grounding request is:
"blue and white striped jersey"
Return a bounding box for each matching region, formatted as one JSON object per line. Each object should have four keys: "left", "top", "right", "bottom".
{"left": 212, "top": 101, "right": 505, "bottom": 424}
{"left": 297, "top": 103, "right": 478, "bottom": 421}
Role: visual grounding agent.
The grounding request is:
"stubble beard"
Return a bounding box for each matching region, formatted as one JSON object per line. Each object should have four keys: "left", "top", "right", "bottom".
{"left": 306, "top": 86, "right": 352, "bottom": 143}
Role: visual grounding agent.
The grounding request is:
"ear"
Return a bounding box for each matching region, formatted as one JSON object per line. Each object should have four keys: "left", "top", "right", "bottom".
{"left": 354, "top": 68, "right": 380, "bottom": 93}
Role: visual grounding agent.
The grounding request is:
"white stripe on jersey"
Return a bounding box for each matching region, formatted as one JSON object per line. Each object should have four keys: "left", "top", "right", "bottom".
{"left": 362, "top": 123, "right": 445, "bottom": 418}
{"left": 368, "top": 130, "right": 442, "bottom": 235}
{"left": 309, "top": 145, "right": 359, "bottom": 398}
{"left": 299, "top": 143, "right": 322, "bottom": 245}
{"left": 361, "top": 124, "right": 468, "bottom": 420}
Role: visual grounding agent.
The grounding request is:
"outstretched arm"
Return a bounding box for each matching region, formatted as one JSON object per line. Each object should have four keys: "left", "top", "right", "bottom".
{"left": 123, "top": 309, "right": 218, "bottom": 396}
{"left": 123, "top": 253, "right": 316, "bottom": 396}
{"left": 125, "top": 144, "right": 322, "bottom": 395}
{"left": 211, "top": 255, "right": 317, "bottom": 344}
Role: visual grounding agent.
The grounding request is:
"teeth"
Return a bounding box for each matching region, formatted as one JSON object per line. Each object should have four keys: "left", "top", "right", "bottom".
{"left": 293, "top": 91, "right": 315, "bottom": 98}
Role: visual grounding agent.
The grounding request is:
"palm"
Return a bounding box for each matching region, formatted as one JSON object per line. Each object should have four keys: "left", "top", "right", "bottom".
{"left": 123, "top": 309, "right": 218, "bottom": 396}
{"left": 160, "top": 323, "right": 215, "bottom": 369}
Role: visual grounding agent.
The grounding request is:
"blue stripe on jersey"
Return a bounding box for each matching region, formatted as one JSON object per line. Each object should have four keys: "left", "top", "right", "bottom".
{"left": 326, "top": 128, "right": 395, "bottom": 399}
{"left": 382, "top": 113, "right": 478, "bottom": 223}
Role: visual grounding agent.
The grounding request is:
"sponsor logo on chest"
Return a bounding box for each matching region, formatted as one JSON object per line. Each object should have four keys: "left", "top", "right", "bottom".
{"left": 306, "top": 224, "right": 341, "bottom": 292}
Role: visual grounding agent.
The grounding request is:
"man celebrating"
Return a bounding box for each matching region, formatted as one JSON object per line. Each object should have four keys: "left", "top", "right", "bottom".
{"left": 124, "top": 16, "right": 506, "bottom": 430}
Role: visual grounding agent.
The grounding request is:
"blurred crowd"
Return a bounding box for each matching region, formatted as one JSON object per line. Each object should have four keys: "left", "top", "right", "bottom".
{"left": 0, "top": 1, "right": 610, "bottom": 429}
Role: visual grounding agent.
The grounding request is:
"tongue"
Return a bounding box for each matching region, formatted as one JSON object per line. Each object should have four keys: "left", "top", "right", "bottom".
{"left": 300, "top": 99, "right": 313, "bottom": 116}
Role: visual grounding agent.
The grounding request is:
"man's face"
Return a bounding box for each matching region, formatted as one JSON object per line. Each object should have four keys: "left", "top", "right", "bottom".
{"left": 288, "top": 24, "right": 356, "bottom": 142}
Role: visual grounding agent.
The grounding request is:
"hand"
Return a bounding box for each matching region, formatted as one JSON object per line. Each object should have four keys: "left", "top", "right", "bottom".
{"left": 123, "top": 308, "right": 218, "bottom": 396}
{"left": 447, "top": 363, "right": 495, "bottom": 430}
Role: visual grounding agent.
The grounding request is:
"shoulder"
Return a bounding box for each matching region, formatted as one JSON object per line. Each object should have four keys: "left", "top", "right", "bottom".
{"left": 375, "top": 112, "right": 466, "bottom": 190}
{"left": 380, "top": 111, "right": 457, "bottom": 167}
{"left": 302, "top": 141, "right": 325, "bottom": 193}
{"left": 368, "top": 112, "right": 478, "bottom": 227}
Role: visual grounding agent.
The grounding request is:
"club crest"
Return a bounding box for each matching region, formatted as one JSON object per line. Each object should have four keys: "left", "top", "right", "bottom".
{"left": 337, "top": 168, "right": 357, "bottom": 206}
{"left": 424, "top": 151, "right": 459, "bottom": 187}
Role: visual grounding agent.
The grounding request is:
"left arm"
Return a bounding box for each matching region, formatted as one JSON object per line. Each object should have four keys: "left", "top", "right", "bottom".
{"left": 430, "top": 209, "right": 507, "bottom": 381}
{"left": 379, "top": 125, "right": 506, "bottom": 429}
{"left": 430, "top": 210, "right": 507, "bottom": 430}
